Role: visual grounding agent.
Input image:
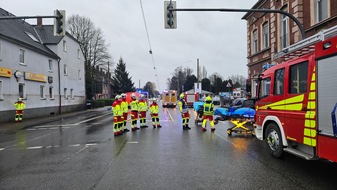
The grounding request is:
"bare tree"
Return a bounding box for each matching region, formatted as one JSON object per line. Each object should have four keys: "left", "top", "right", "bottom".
{"left": 228, "top": 75, "right": 247, "bottom": 89}
{"left": 67, "top": 15, "right": 113, "bottom": 99}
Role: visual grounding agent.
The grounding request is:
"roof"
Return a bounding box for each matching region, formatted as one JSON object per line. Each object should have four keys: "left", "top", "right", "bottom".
{"left": 0, "top": 8, "right": 59, "bottom": 59}
{"left": 185, "top": 89, "right": 214, "bottom": 95}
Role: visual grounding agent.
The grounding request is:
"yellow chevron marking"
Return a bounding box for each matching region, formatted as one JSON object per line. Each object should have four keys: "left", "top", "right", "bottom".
{"left": 260, "top": 95, "right": 304, "bottom": 110}
{"left": 305, "top": 111, "right": 316, "bottom": 119}
{"left": 310, "top": 82, "right": 316, "bottom": 90}
{"left": 311, "top": 73, "right": 315, "bottom": 81}
{"left": 307, "top": 101, "right": 316, "bottom": 109}
{"left": 308, "top": 92, "right": 316, "bottom": 100}
{"left": 305, "top": 119, "right": 316, "bottom": 128}
{"left": 304, "top": 137, "right": 316, "bottom": 147}
{"left": 304, "top": 128, "right": 316, "bottom": 137}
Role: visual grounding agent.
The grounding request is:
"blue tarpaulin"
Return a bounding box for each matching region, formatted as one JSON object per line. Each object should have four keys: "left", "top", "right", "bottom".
{"left": 193, "top": 101, "right": 204, "bottom": 111}
{"left": 214, "top": 107, "right": 255, "bottom": 118}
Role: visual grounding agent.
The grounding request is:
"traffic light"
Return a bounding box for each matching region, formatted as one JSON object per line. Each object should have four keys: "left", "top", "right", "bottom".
{"left": 164, "top": 1, "right": 177, "bottom": 29}
{"left": 54, "top": 10, "right": 65, "bottom": 36}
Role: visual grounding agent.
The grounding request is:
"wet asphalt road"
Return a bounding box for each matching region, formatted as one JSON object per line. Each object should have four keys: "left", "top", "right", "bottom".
{"left": 0, "top": 105, "right": 336, "bottom": 190}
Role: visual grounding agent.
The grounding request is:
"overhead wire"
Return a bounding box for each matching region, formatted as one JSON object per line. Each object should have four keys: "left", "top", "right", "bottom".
{"left": 139, "top": 0, "right": 161, "bottom": 92}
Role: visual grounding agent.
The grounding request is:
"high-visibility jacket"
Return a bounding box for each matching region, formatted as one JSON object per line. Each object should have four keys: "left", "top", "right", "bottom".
{"left": 178, "top": 99, "right": 188, "bottom": 113}
{"left": 138, "top": 99, "right": 147, "bottom": 112}
{"left": 14, "top": 101, "right": 25, "bottom": 110}
{"left": 130, "top": 100, "right": 139, "bottom": 111}
{"left": 150, "top": 103, "right": 159, "bottom": 114}
{"left": 203, "top": 102, "right": 214, "bottom": 116}
{"left": 121, "top": 100, "right": 128, "bottom": 113}
{"left": 112, "top": 101, "right": 123, "bottom": 116}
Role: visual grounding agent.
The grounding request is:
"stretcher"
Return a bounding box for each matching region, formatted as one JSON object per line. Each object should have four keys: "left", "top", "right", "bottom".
{"left": 193, "top": 102, "right": 204, "bottom": 125}
{"left": 214, "top": 107, "right": 255, "bottom": 136}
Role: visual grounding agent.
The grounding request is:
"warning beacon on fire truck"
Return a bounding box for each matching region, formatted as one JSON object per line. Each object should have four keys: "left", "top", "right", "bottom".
{"left": 254, "top": 26, "right": 337, "bottom": 163}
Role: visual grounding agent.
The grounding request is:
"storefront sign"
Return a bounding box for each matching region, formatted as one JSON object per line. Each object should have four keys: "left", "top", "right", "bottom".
{"left": 24, "top": 72, "right": 47, "bottom": 82}
{"left": 0, "top": 67, "right": 12, "bottom": 78}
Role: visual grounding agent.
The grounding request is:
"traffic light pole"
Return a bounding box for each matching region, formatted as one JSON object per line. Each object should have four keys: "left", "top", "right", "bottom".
{"left": 170, "top": 8, "right": 305, "bottom": 40}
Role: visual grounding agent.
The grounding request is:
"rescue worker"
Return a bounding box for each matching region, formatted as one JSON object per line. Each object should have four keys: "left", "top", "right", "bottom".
{"left": 129, "top": 93, "right": 140, "bottom": 131}
{"left": 202, "top": 96, "right": 215, "bottom": 132}
{"left": 138, "top": 94, "right": 148, "bottom": 128}
{"left": 14, "top": 98, "right": 25, "bottom": 122}
{"left": 178, "top": 93, "right": 191, "bottom": 130}
{"left": 149, "top": 98, "right": 162, "bottom": 128}
{"left": 112, "top": 95, "right": 123, "bottom": 136}
{"left": 121, "top": 93, "right": 130, "bottom": 132}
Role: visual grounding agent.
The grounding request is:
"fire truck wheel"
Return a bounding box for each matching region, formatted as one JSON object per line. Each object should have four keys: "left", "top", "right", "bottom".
{"left": 265, "top": 123, "right": 283, "bottom": 158}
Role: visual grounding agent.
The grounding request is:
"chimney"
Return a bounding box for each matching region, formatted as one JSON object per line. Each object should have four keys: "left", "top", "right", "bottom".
{"left": 37, "top": 17, "right": 42, "bottom": 27}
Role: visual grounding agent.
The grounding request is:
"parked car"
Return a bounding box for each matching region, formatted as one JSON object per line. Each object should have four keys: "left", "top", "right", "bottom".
{"left": 231, "top": 98, "right": 246, "bottom": 109}
{"left": 212, "top": 95, "right": 220, "bottom": 105}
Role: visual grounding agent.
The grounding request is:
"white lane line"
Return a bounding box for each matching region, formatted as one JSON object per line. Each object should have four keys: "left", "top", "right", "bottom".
{"left": 45, "top": 146, "right": 52, "bottom": 148}
{"left": 26, "top": 146, "right": 43, "bottom": 150}
{"left": 34, "top": 124, "right": 79, "bottom": 128}
{"left": 127, "top": 141, "right": 138, "bottom": 144}
{"left": 62, "top": 146, "right": 87, "bottom": 163}
{"left": 85, "top": 143, "right": 97, "bottom": 146}
{"left": 74, "top": 113, "right": 111, "bottom": 125}
{"left": 165, "top": 109, "right": 174, "bottom": 121}
{"left": 69, "top": 144, "right": 81, "bottom": 147}
{"left": 0, "top": 148, "right": 5, "bottom": 151}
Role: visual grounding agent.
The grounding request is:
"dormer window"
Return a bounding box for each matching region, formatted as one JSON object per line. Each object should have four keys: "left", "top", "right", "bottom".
{"left": 25, "top": 31, "right": 39, "bottom": 43}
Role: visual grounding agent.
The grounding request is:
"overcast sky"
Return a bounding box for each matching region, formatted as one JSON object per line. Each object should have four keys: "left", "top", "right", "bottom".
{"left": 1, "top": 0, "right": 257, "bottom": 92}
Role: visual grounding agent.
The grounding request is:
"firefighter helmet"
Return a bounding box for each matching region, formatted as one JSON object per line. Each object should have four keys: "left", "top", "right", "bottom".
{"left": 179, "top": 93, "right": 184, "bottom": 99}
{"left": 121, "top": 93, "right": 126, "bottom": 98}
{"left": 206, "top": 96, "right": 212, "bottom": 102}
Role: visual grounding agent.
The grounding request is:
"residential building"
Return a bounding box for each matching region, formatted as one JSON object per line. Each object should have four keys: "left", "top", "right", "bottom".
{"left": 242, "top": 0, "right": 337, "bottom": 96}
{"left": 0, "top": 8, "right": 85, "bottom": 122}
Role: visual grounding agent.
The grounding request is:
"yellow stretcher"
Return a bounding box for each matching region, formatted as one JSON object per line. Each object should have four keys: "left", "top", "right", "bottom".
{"left": 227, "top": 118, "right": 254, "bottom": 136}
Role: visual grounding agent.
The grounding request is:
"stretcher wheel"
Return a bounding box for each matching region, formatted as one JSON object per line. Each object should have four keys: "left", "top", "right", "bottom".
{"left": 227, "top": 129, "right": 232, "bottom": 136}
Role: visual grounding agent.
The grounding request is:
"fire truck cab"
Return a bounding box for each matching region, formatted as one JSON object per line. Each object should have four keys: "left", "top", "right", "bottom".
{"left": 255, "top": 26, "right": 337, "bottom": 162}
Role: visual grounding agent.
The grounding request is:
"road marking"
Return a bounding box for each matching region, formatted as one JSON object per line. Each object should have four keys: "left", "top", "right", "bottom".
{"left": 74, "top": 113, "right": 111, "bottom": 125}
{"left": 26, "top": 146, "right": 43, "bottom": 150}
{"left": 34, "top": 124, "right": 79, "bottom": 128}
{"left": 0, "top": 148, "right": 4, "bottom": 151}
{"left": 127, "top": 141, "right": 138, "bottom": 144}
{"left": 165, "top": 109, "right": 174, "bottom": 121}
{"left": 85, "top": 143, "right": 97, "bottom": 146}
{"left": 69, "top": 144, "right": 81, "bottom": 147}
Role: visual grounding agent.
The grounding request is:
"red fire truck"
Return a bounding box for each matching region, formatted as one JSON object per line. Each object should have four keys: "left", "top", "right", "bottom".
{"left": 254, "top": 26, "right": 337, "bottom": 162}
{"left": 184, "top": 92, "right": 199, "bottom": 107}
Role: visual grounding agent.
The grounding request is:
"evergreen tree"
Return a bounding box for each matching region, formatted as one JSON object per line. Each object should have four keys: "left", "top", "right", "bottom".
{"left": 111, "top": 57, "right": 135, "bottom": 94}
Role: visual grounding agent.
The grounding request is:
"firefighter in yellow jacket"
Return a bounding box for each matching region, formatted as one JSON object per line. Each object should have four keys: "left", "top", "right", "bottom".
{"left": 129, "top": 93, "right": 140, "bottom": 131}
{"left": 202, "top": 96, "right": 215, "bottom": 132}
{"left": 138, "top": 94, "right": 148, "bottom": 128}
{"left": 14, "top": 98, "right": 25, "bottom": 122}
{"left": 149, "top": 98, "right": 162, "bottom": 128}
{"left": 121, "top": 93, "right": 130, "bottom": 132}
{"left": 112, "top": 95, "right": 123, "bottom": 136}
{"left": 178, "top": 93, "right": 191, "bottom": 130}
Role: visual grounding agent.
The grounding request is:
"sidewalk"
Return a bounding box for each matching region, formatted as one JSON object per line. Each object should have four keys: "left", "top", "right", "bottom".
{"left": 0, "top": 106, "right": 111, "bottom": 134}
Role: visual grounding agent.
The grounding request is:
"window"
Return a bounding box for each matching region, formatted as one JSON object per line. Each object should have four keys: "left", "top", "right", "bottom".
{"left": 0, "top": 81, "right": 3, "bottom": 100}
{"left": 40, "top": 85, "right": 45, "bottom": 99}
{"left": 70, "top": 89, "right": 74, "bottom": 99}
{"left": 49, "top": 59, "right": 53, "bottom": 72}
{"left": 19, "top": 83, "right": 25, "bottom": 99}
{"left": 63, "top": 40, "right": 67, "bottom": 52}
{"left": 25, "top": 31, "right": 39, "bottom": 42}
{"left": 262, "top": 22, "right": 269, "bottom": 49}
{"left": 77, "top": 49, "right": 81, "bottom": 59}
{"left": 64, "top": 88, "right": 67, "bottom": 99}
{"left": 316, "top": 0, "right": 328, "bottom": 23}
{"left": 49, "top": 86, "right": 54, "bottom": 99}
{"left": 259, "top": 78, "right": 271, "bottom": 98}
{"left": 78, "top": 70, "right": 81, "bottom": 80}
{"left": 252, "top": 29, "right": 258, "bottom": 54}
{"left": 64, "top": 64, "right": 68, "bottom": 75}
{"left": 274, "top": 68, "right": 285, "bottom": 95}
{"left": 281, "top": 10, "right": 289, "bottom": 49}
{"left": 19, "top": 49, "right": 26, "bottom": 64}
{"left": 289, "top": 61, "right": 308, "bottom": 94}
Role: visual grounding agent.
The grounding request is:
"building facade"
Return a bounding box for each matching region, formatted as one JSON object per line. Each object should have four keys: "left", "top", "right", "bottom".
{"left": 0, "top": 8, "right": 85, "bottom": 122}
{"left": 242, "top": 0, "right": 337, "bottom": 96}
